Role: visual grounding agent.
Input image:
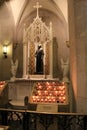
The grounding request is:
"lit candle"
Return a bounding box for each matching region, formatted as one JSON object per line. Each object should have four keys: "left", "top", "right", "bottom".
{"left": 60, "top": 92, "right": 64, "bottom": 96}
{"left": 60, "top": 97, "right": 65, "bottom": 103}
{"left": 47, "top": 96, "right": 50, "bottom": 100}
{"left": 59, "top": 91, "right": 61, "bottom": 95}
{"left": 54, "top": 87, "right": 57, "bottom": 91}
{"left": 32, "top": 96, "right": 36, "bottom": 102}
{"left": 44, "top": 91, "right": 48, "bottom": 96}
{"left": 44, "top": 98, "right": 48, "bottom": 102}
{"left": 0, "top": 85, "right": 3, "bottom": 88}
{"left": 49, "top": 92, "right": 52, "bottom": 96}
{"left": 47, "top": 85, "right": 52, "bottom": 90}
{"left": 49, "top": 98, "right": 52, "bottom": 102}
{"left": 58, "top": 86, "right": 62, "bottom": 91}
{"left": 52, "top": 82, "right": 55, "bottom": 86}
{"left": 37, "top": 98, "right": 40, "bottom": 102}
{"left": 63, "top": 96, "right": 66, "bottom": 101}
{"left": 53, "top": 98, "right": 56, "bottom": 103}
{"left": 38, "top": 85, "right": 43, "bottom": 90}
{"left": 41, "top": 98, "right": 44, "bottom": 102}
{"left": 54, "top": 91, "right": 58, "bottom": 96}
{"left": 59, "top": 97, "right": 62, "bottom": 103}
{"left": 38, "top": 90, "right": 42, "bottom": 96}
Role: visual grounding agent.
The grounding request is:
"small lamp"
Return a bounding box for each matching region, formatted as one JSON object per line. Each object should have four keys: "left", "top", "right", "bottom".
{"left": 3, "top": 45, "right": 7, "bottom": 58}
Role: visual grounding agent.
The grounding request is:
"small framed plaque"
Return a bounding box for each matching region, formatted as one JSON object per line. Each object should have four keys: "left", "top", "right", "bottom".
{"left": 37, "top": 103, "right": 58, "bottom": 113}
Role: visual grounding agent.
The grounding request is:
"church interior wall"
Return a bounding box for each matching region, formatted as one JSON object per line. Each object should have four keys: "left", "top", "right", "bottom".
{"left": 15, "top": 8, "right": 69, "bottom": 78}
{"left": 2, "top": 0, "right": 86, "bottom": 114}
{"left": 0, "top": 0, "right": 87, "bottom": 121}
{"left": 0, "top": 1, "right": 69, "bottom": 80}
{"left": 0, "top": 3, "right": 14, "bottom": 80}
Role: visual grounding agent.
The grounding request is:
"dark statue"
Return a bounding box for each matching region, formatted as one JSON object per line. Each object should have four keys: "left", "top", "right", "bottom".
{"left": 35, "top": 44, "right": 44, "bottom": 74}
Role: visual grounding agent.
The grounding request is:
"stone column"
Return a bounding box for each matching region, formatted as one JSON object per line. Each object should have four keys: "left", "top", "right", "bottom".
{"left": 68, "top": 0, "right": 87, "bottom": 113}
{"left": 50, "top": 22, "right": 53, "bottom": 78}
{"left": 23, "top": 43, "right": 27, "bottom": 78}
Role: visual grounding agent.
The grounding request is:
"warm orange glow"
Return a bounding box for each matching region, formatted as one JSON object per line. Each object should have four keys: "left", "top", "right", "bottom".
{"left": 31, "top": 82, "right": 68, "bottom": 104}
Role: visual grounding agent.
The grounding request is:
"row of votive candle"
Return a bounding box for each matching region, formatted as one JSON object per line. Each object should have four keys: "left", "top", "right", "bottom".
{"left": 36, "top": 82, "right": 65, "bottom": 87}
{"left": 36, "top": 84, "right": 65, "bottom": 91}
{"left": 33, "top": 90, "right": 66, "bottom": 96}
{"left": 32, "top": 96, "right": 66, "bottom": 103}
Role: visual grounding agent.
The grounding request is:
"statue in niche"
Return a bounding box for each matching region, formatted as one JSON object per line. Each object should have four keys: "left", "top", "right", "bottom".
{"left": 61, "top": 58, "right": 69, "bottom": 83}
{"left": 35, "top": 44, "right": 44, "bottom": 74}
{"left": 10, "top": 59, "right": 18, "bottom": 81}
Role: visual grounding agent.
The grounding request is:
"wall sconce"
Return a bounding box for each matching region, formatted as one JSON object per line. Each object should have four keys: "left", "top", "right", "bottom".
{"left": 3, "top": 45, "right": 7, "bottom": 58}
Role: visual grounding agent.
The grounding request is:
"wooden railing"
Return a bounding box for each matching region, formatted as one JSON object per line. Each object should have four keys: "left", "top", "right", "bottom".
{"left": 0, "top": 108, "right": 87, "bottom": 130}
